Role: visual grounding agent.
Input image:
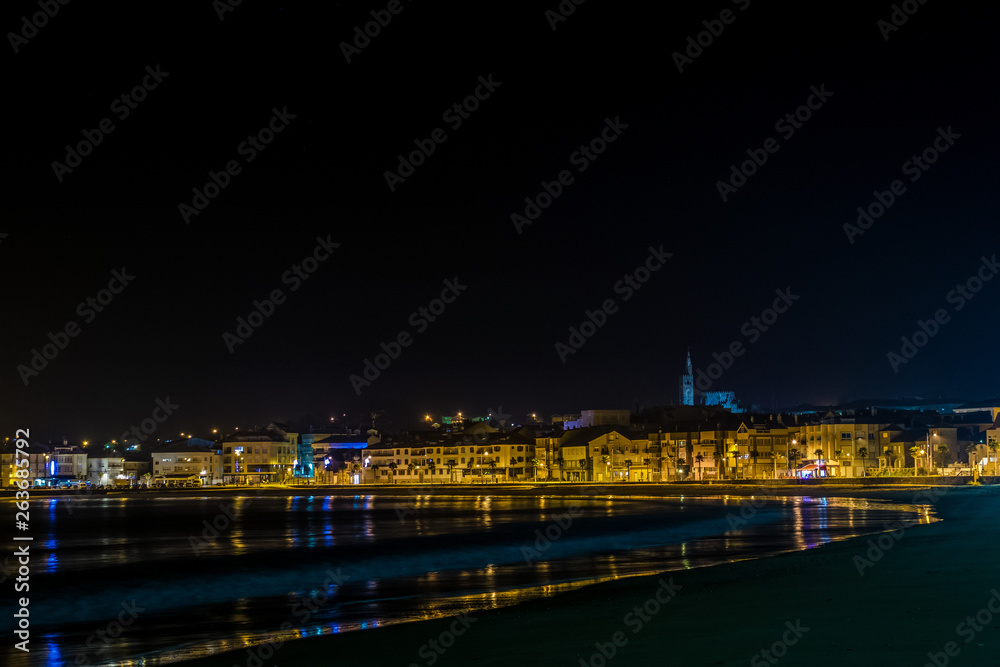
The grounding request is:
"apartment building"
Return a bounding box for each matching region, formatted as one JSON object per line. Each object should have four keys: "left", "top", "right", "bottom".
{"left": 153, "top": 441, "right": 222, "bottom": 485}
{"left": 545, "top": 426, "right": 654, "bottom": 482}
{"left": 693, "top": 422, "right": 741, "bottom": 480}
{"left": 51, "top": 444, "right": 89, "bottom": 482}
{"left": 221, "top": 423, "right": 297, "bottom": 484}
{"left": 733, "top": 418, "right": 794, "bottom": 479}
{"left": 88, "top": 455, "right": 125, "bottom": 485}
{"left": 794, "top": 414, "right": 891, "bottom": 476}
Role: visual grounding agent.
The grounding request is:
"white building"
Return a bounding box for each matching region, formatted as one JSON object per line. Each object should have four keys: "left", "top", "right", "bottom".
{"left": 88, "top": 456, "right": 125, "bottom": 485}
{"left": 153, "top": 441, "right": 222, "bottom": 485}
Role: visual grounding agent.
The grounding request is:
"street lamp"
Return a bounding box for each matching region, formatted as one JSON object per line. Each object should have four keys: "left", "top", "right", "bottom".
{"left": 789, "top": 439, "right": 797, "bottom": 478}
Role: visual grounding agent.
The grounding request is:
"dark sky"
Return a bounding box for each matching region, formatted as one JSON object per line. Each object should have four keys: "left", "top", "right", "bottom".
{"left": 3, "top": 0, "right": 997, "bottom": 442}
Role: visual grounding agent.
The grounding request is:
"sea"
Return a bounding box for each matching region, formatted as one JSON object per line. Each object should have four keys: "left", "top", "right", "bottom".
{"left": 0, "top": 491, "right": 935, "bottom": 666}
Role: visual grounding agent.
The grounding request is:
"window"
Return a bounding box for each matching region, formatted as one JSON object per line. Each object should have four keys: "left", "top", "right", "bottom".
{"left": 461, "top": 458, "right": 466, "bottom": 463}
{"left": 436, "top": 448, "right": 441, "bottom": 454}
{"left": 494, "top": 446, "right": 501, "bottom": 452}
{"left": 841, "top": 432, "right": 851, "bottom": 440}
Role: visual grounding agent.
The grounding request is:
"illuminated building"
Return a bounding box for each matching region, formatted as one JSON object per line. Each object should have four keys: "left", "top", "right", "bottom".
{"left": 87, "top": 454, "right": 125, "bottom": 485}
{"left": 152, "top": 440, "right": 221, "bottom": 485}
{"left": 679, "top": 349, "right": 694, "bottom": 406}
{"left": 735, "top": 418, "right": 795, "bottom": 479}
{"left": 704, "top": 391, "right": 742, "bottom": 413}
{"left": 221, "top": 422, "right": 297, "bottom": 484}
{"left": 51, "top": 443, "right": 88, "bottom": 483}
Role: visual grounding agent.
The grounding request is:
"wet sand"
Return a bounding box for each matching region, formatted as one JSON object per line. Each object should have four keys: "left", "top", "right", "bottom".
{"left": 173, "top": 483, "right": 999, "bottom": 667}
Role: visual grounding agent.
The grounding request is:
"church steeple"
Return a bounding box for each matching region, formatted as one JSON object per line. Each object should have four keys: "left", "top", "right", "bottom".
{"left": 679, "top": 348, "right": 694, "bottom": 406}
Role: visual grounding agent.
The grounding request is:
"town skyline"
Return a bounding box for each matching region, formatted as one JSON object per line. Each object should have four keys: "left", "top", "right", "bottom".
{"left": 8, "top": 402, "right": 999, "bottom": 491}
{"left": 17, "top": 388, "right": 1000, "bottom": 449}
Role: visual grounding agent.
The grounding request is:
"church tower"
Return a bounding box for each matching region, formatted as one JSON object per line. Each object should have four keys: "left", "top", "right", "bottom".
{"left": 679, "top": 348, "right": 694, "bottom": 406}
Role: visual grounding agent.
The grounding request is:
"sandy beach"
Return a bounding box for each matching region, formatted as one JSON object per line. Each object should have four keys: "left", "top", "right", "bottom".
{"left": 170, "top": 483, "right": 999, "bottom": 667}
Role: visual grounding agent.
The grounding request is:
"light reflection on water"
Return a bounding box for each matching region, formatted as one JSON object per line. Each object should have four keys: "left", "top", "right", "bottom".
{"left": 2, "top": 493, "right": 935, "bottom": 667}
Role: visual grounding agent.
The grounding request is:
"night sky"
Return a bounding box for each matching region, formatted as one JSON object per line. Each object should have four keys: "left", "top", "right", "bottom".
{"left": 4, "top": 0, "right": 997, "bottom": 442}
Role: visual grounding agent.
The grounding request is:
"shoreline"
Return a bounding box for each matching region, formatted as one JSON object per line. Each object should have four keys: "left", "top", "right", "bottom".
{"left": 4, "top": 479, "right": 987, "bottom": 501}
{"left": 171, "top": 484, "right": 997, "bottom": 667}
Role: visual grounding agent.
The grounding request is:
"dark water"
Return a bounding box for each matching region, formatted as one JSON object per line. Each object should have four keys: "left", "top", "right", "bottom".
{"left": 0, "top": 493, "right": 934, "bottom": 666}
